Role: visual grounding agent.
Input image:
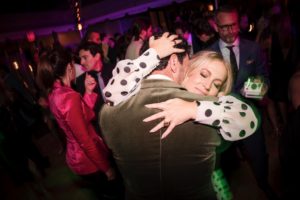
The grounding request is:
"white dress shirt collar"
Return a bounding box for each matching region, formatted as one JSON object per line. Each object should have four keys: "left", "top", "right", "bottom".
{"left": 147, "top": 74, "right": 173, "bottom": 81}
{"left": 219, "top": 37, "right": 240, "bottom": 50}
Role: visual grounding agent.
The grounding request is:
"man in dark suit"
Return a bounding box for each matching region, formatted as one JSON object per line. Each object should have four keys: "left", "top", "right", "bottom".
{"left": 76, "top": 41, "right": 109, "bottom": 133}
{"left": 208, "top": 5, "right": 278, "bottom": 200}
{"left": 100, "top": 35, "right": 220, "bottom": 200}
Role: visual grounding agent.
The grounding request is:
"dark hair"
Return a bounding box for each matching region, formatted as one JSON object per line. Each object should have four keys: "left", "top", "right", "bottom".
{"left": 194, "top": 18, "right": 215, "bottom": 36}
{"left": 139, "top": 33, "right": 190, "bottom": 70}
{"left": 172, "top": 22, "right": 190, "bottom": 34}
{"left": 36, "top": 48, "right": 72, "bottom": 96}
{"left": 100, "top": 32, "right": 107, "bottom": 40}
{"left": 77, "top": 41, "right": 103, "bottom": 57}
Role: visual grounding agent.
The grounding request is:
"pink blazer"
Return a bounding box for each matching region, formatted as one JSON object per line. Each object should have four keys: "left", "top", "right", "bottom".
{"left": 48, "top": 81, "right": 110, "bottom": 175}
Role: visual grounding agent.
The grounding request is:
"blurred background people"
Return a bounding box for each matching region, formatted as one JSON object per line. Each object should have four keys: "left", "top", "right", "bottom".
{"left": 125, "top": 18, "right": 153, "bottom": 59}
{"left": 280, "top": 70, "right": 300, "bottom": 199}
{"left": 0, "top": 66, "right": 50, "bottom": 198}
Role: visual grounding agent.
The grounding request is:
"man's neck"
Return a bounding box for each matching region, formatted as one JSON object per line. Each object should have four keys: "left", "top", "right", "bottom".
{"left": 220, "top": 37, "right": 239, "bottom": 46}
{"left": 139, "top": 33, "right": 146, "bottom": 41}
{"left": 147, "top": 74, "right": 173, "bottom": 81}
{"left": 91, "top": 62, "right": 102, "bottom": 73}
{"left": 150, "top": 70, "right": 175, "bottom": 82}
{"left": 88, "top": 69, "right": 101, "bottom": 74}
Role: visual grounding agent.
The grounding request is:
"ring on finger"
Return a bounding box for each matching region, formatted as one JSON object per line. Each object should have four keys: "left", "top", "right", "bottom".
{"left": 164, "top": 121, "right": 170, "bottom": 127}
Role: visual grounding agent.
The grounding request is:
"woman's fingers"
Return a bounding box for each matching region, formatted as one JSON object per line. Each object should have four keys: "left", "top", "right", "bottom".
{"left": 148, "top": 120, "right": 175, "bottom": 139}
{"left": 149, "top": 120, "right": 165, "bottom": 133}
{"left": 162, "top": 32, "right": 170, "bottom": 38}
{"left": 149, "top": 32, "right": 185, "bottom": 58}
{"left": 168, "top": 34, "right": 178, "bottom": 41}
{"left": 149, "top": 36, "right": 154, "bottom": 45}
{"left": 173, "top": 48, "right": 185, "bottom": 53}
{"left": 143, "top": 111, "right": 165, "bottom": 122}
{"left": 174, "top": 39, "right": 182, "bottom": 45}
{"left": 145, "top": 102, "right": 166, "bottom": 110}
{"left": 144, "top": 98, "right": 196, "bottom": 139}
{"left": 143, "top": 110, "right": 175, "bottom": 139}
{"left": 161, "top": 123, "right": 176, "bottom": 139}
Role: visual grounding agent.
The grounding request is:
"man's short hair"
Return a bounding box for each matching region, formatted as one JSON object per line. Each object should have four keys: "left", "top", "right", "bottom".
{"left": 77, "top": 41, "right": 103, "bottom": 57}
{"left": 215, "top": 5, "right": 239, "bottom": 20}
{"left": 139, "top": 33, "right": 190, "bottom": 70}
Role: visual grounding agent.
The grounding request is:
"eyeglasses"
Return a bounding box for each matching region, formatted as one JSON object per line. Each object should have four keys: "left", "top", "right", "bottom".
{"left": 217, "top": 23, "right": 238, "bottom": 32}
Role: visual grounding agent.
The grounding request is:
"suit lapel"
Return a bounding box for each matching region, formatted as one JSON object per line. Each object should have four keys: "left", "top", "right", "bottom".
{"left": 210, "top": 42, "right": 221, "bottom": 53}
{"left": 239, "top": 40, "right": 248, "bottom": 72}
{"left": 237, "top": 40, "right": 250, "bottom": 87}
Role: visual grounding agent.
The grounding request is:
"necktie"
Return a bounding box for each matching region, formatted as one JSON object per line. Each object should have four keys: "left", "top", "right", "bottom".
{"left": 97, "top": 72, "right": 106, "bottom": 100}
{"left": 88, "top": 70, "right": 106, "bottom": 103}
{"left": 226, "top": 45, "right": 238, "bottom": 82}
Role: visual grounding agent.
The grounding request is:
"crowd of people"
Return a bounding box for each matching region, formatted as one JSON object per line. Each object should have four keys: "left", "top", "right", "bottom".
{"left": 1, "top": 2, "right": 300, "bottom": 200}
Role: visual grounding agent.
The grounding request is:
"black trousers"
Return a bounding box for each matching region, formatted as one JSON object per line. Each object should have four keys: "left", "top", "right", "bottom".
{"left": 237, "top": 127, "right": 269, "bottom": 189}
{"left": 80, "top": 170, "right": 124, "bottom": 200}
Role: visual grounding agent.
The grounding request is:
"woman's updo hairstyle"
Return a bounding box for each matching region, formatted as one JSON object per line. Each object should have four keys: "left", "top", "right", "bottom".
{"left": 36, "top": 48, "right": 72, "bottom": 96}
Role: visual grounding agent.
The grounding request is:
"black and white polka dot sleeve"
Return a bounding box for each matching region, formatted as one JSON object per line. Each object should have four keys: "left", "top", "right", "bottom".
{"left": 194, "top": 95, "right": 259, "bottom": 141}
{"left": 103, "top": 48, "right": 160, "bottom": 105}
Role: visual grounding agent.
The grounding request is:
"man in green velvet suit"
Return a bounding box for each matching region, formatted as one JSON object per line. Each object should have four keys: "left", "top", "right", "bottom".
{"left": 100, "top": 38, "right": 220, "bottom": 200}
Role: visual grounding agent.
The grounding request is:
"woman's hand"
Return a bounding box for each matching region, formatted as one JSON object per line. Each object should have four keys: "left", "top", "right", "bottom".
{"left": 38, "top": 97, "right": 48, "bottom": 108}
{"left": 149, "top": 32, "right": 184, "bottom": 59}
{"left": 84, "top": 73, "right": 97, "bottom": 94}
{"left": 105, "top": 167, "right": 116, "bottom": 181}
{"left": 143, "top": 98, "right": 197, "bottom": 139}
{"left": 260, "top": 83, "right": 268, "bottom": 97}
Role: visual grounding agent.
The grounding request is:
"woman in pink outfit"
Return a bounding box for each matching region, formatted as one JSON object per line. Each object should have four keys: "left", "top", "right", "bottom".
{"left": 36, "top": 49, "right": 121, "bottom": 199}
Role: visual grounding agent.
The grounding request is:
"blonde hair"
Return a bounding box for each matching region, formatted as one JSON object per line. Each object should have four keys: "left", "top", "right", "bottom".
{"left": 186, "top": 50, "right": 233, "bottom": 95}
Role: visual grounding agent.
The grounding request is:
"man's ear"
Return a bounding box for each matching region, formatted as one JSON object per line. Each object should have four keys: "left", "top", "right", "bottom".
{"left": 140, "top": 29, "right": 147, "bottom": 38}
{"left": 66, "top": 63, "right": 72, "bottom": 71}
{"left": 95, "top": 52, "right": 101, "bottom": 59}
{"left": 169, "top": 54, "right": 178, "bottom": 73}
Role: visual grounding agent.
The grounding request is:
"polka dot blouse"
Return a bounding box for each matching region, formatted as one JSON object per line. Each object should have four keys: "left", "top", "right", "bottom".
{"left": 194, "top": 95, "right": 259, "bottom": 141}
{"left": 103, "top": 48, "right": 160, "bottom": 106}
{"left": 103, "top": 48, "right": 259, "bottom": 141}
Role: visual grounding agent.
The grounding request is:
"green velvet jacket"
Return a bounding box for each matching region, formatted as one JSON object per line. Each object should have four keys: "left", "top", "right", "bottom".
{"left": 100, "top": 79, "right": 221, "bottom": 200}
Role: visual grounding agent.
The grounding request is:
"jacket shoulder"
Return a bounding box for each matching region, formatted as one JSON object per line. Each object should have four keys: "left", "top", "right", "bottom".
{"left": 240, "top": 38, "right": 260, "bottom": 48}
{"left": 208, "top": 41, "right": 219, "bottom": 50}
